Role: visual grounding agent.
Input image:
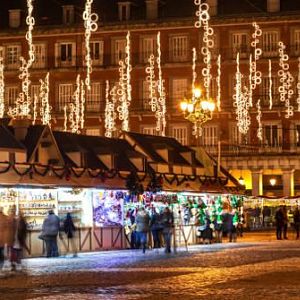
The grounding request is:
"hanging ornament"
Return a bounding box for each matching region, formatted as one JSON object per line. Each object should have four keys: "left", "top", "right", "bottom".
{"left": 32, "top": 95, "right": 38, "bottom": 125}
{"left": 145, "top": 54, "right": 157, "bottom": 112}
{"left": 63, "top": 105, "right": 68, "bottom": 132}
{"left": 80, "top": 79, "right": 85, "bottom": 129}
{"left": 192, "top": 47, "right": 197, "bottom": 98}
{"left": 105, "top": 80, "right": 117, "bottom": 138}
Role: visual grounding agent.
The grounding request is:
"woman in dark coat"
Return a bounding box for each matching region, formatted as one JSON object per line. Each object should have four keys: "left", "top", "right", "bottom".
{"left": 63, "top": 213, "right": 77, "bottom": 257}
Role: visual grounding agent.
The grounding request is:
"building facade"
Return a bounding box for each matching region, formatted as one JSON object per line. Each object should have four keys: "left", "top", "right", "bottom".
{"left": 0, "top": 0, "right": 300, "bottom": 196}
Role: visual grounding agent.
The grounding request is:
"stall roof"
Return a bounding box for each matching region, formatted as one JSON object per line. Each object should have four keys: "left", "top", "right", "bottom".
{"left": 0, "top": 125, "right": 25, "bottom": 152}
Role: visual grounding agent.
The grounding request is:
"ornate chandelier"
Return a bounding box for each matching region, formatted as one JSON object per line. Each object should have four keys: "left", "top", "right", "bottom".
{"left": 180, "top": 87, "right": 215, "bottom": 137}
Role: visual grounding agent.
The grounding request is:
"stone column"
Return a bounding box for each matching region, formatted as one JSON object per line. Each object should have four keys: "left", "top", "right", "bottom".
{"left": 282, "top": 169, "right": 294, "bottom": 197}
{"left": 251, "top": 170, "right": 263, "bottom": 196}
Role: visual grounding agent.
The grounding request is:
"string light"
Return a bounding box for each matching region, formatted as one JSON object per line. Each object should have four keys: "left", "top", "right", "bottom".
{"left": 117, "top": 32, "right": 132, "bottom": 132}
{"left": 248, "top": 54, "right": 253, "bottom": 107}
{"left": 39, "top": 72, "right": 52, "bottom": 126}
{"left": 156, "top": 31, "right": 167, "bottom": 136}
{"left": 278, "top": 41, "right": 294, "bottom": 118}
{"left": 0, "top": 57, "right": 4, "bottom": 118}
{"left": 233, "top": 53, "right": 250, "bottom": 135}
{"left": 9, "top": 0, "right": 35, "bottom": 118}
{"left": 297, "top": 57, "right": 300, "bottom": 112}
{"left": 83, "top": 0, "right": 98, "bottom": 90}
{"left": 146, "top": 54, "right": 158, "bottom": 112}
{"left": 69, "top": 75, "right": 81, "bottom": 134}
{"left": 195, "top": 0, "right": 214, "bottom": 100}
{"left": 68, "top": 103, "right": 76, "bottom": 133}
{"left": 32, "top": 95, "right": 38, "bottom": 125}
{"left": 216, "top": 54, "right": 221, "bottom": 111}
{"left": 256, "top": 99, "right": 262, "bottom": 141}
{"left": 63, "top": 105, "right": 68, "bottom": 132}
{"left": 80, "top": 79, "right": 85, "bottom": 129}
{"left": 268, "top": 59, "right": 273, "bottom": 110}
{"left": 105, "top": 81, "right": 117, "bottom": 138}
{"left": 250, "top": 22, "right": 262, "bottom": 94}
{"left": 192, "top": 48, "right": 197, "bottom": 101}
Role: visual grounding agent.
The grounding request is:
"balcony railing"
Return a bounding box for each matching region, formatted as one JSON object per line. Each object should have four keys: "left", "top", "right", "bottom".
{"left": 197, "top": 143, "right": 300, "bottom": 156}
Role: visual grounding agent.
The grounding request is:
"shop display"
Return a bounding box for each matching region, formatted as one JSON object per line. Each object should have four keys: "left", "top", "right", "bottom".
{"left": 93, "top": 190, "right": 124, "bottom": 227}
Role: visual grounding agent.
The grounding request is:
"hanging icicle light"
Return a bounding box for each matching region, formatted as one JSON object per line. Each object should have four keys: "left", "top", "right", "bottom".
{"left": 256, "top": 99, "right": 263, "bottom": 141}
{"left": 216, "top": 54, "right": 221, "bottom": 112}
{"left": 278, "top": 41, "right": 294, "bottom": 118}
{"left": 192, "top": 48, "right": 197, "bottom": 101}
{"left": 39, "top": 72, "right": 52, "bottom": 126}
{"left": 268, "top": 59, "right": 273, "bottom": 110}
{"left": 297, "top": 57, "right": 300, "bottom": 112}
{"left": 83, "top": 0, "right": 98, "bottom": 90}
{"left": 0, "top": 57, "right": 4, "bottom": 118}
{"left": 32, "top": 95, "right": 38, "bottom": 125}
{"left": 8, "top": 0, "right": 35, "bottom": 119}
{"left": 69, "top": 103, "right": 76, "bottom": 133}
{"left": 156, "top": 31, "right": 167, "bottom": 136}
{"left": 70, "top": 75, "right": 81, "bottom": 134}
{"left": 250, "top": 22, "right": 262, "bottom": 94}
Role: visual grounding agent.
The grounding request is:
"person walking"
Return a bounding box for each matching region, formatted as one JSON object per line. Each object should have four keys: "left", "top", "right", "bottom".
{"left": 161, "top": 207, "right": 174, "bottom": 253}
{"left": 10, "top": 210, "right": 27, "bottom": 271}
{"left": 63, "top": 213, "right": 77, "bottom": 257}
{"left": 275, "top": 206, "right": 284, "bottom": 240}
{"left": 0, "top": 207, "right": 8, "bottom": 270}
{"left": 41, "top": 210, "right": 60, "bottom": 257}
{"left": 282, "top": 205, "right": 289, "bottom": 239}
{"left": 135, "top": 207, "right": 150, "bottom": 253}
{"left": 150, "top": 207, "right": 163, "bottom": 249}
{"left": 293, "top": 207, "right": 300, "bottom": 239}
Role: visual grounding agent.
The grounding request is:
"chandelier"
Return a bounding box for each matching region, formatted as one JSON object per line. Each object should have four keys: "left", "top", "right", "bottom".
{"left": 180, "top": 88, "right": 215, "bottom": 137}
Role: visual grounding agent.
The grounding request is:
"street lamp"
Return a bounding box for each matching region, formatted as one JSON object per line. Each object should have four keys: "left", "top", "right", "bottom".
{"left": 180, "top": 87, "right": 215, "bottom": 137}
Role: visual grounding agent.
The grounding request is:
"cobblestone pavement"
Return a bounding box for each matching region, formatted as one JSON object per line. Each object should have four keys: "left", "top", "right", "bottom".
{"left": 1, "top": 233, "right": 300, "bottom": 300}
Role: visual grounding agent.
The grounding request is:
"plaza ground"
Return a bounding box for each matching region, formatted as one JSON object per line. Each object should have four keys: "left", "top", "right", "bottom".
{"left": 1, "top": 231, "right": 300, "bottom": 300}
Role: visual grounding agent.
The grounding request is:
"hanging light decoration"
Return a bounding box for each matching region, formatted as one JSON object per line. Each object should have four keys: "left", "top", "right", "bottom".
{"left": 195, "top": 0, "right": 214, "bottom": 100}
{"left": 268, "top": 59, "right": 273, "bottom": 110}
{"left": 117, "top": 31, "right": 132, "bottom": 132}
{"left": 146, "top": 54, "right": 158, "bottom": 112}
{"left": 68, "top": 103, "right": 76, "bottom": 133}
{"left": 297, "top": 57, "right": 300, "bottom": 112}
{"left": 250, "top": 22, "right": 262, "bottom": 94}
{"left": 80, "top": 79, "right": 85, "bottom": 129}
{"left": 192, "top": 48, "right": 197, "bottom": 101}
{"left": 8, "top": 0, "right": 35, "bottom": 118}
{"left": 278, "top": 41, "right": 294, "bottom": 118}
{"left": 32, "top": 95, "right": 38, "bottom": 125}
{"left": 256, "top": 99, "right": 262, "bottom": 141}
{"left": 156, "top": 32, "right": 167, "bottom": 136}
{"left": 83, "top": 0, "right": 98, "bottom": 91}
{"left": 233, "top": 53, "right": 251, "bottom": 135}
{"left": 105, "top": 81, "right": 117, "bottom": 138}
{"left": 63, "top": 105, "right": 68, "bottom": 132}
{"left": 0, "top": 57, "right": 5, "bottom": 118}
{"left": 216, "top": 54, "right": 221, "bottom": 112}
{"left": 39, "top": 72, "right": 52, "bottom": 126}
{"left": 69, "top": 75, "right": 81, "bottom": 134}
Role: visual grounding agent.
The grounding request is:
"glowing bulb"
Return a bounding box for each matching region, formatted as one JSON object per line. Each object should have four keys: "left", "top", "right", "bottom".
{"left": 180, "top": 101, "right": 188, "bottom": 112}
{"left": 208, "top": 102, "right": 215, "bottom": 112}
{"left": 270, "top": 178, "right": 276, "bottom": 186}
{"left": 193, "top": 88, "right": 202, "bottom": 98}
{"left": 187, "top": 103, "right": 194, "bottom": 113}
{"left": 238, "top": 176, "right": 245, "bottom": 186}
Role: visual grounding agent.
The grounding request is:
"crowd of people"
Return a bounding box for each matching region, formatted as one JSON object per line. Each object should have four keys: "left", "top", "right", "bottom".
{"left": 125, "top": 206, "right": 174, "bottom": 253}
